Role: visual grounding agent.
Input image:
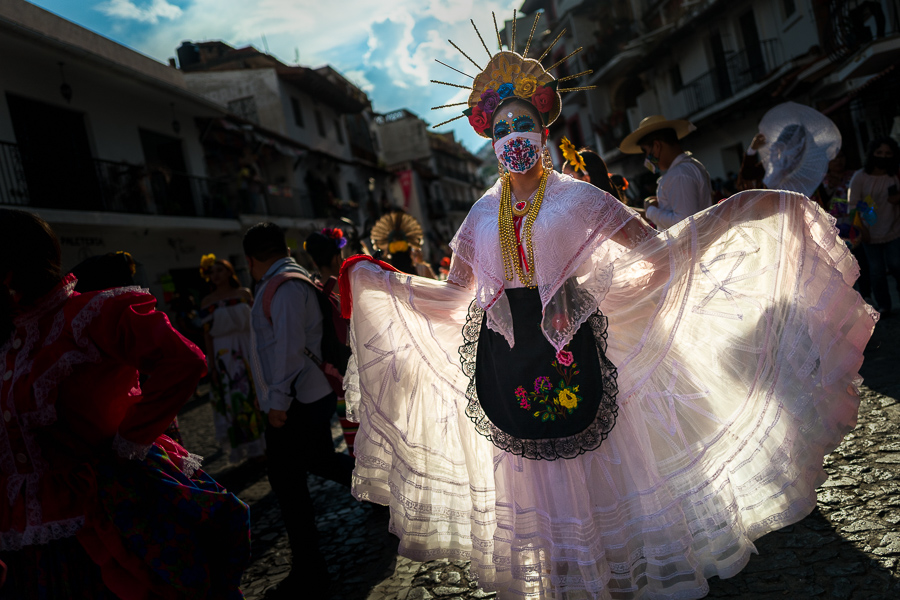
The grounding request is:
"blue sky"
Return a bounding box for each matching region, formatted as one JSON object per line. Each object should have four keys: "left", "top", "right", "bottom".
{"left": 26, "top": 0, "right": 521, "bottom": 153}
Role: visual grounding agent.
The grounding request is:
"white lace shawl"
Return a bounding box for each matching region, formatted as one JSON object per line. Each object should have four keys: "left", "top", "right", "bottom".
{"left": 448, "top": 170, "right": 655, "bottom": 352}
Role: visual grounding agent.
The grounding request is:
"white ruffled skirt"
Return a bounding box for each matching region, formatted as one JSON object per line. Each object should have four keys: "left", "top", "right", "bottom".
{"left": 343, "top": 191, "right": 876, "bottom": 599}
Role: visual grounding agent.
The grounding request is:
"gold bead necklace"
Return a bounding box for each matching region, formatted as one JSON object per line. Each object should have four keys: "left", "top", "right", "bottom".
{"left": 498, "top": 171, "right": 548, "bottom": 288}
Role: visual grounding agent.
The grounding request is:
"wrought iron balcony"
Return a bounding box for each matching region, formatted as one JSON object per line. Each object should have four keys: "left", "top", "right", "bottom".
{"left": 682, "top": 38, "right": 784, "bottom": 115}
{"left": 0, "top": 141, "right": 317, "bottom": 220}
{"left": 823, "top": 0, "right": 899, "bottom": 63}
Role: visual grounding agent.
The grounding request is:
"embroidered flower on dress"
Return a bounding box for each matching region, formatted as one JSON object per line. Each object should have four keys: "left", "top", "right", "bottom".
{"left": 514, "top": 346, "right": 582, "bottom": 421}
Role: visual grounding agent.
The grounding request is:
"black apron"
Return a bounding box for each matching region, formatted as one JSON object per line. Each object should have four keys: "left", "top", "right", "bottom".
{"left": 462, "top": 287, "right": 618, "bottom": 460}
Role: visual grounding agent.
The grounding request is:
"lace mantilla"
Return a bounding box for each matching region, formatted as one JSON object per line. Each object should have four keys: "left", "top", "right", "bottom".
{"left": 460, "top": 300, "right": 618, "bottom": 460}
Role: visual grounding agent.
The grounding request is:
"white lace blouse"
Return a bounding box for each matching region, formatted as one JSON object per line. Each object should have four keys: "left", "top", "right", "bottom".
{"left": 448, "top": 170, "right": 655, "bottom": 352}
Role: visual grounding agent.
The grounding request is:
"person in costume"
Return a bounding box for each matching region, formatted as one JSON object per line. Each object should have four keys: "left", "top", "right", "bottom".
{"left": 620, "top": 115, "right": 712, "bottom": 228}
{"left": 740, "top": 102, "right": 842, "bottom": 198}
{"left": 558, "top": 137, "right": 623, "bottom": 201}
{"left": 71, "top": 251, "right": 186, "bottom": 445}
{"left": 849, "top": 136, "right": 900, "bottom": 317}
{"left": 243, "top": 223, "right": 354, "bottom": 599}
{"left": 0, "top": 209, "right": 250, "bottom": 599}
{"left": 304, "top": 228, "right": 358, "bottom": 456}
{"left": 368, "top": 209, "right": 425, "bottom": 275}
{"left": 199, "top": 255, "right": 265, "bottom": 463}
{"left": 341, "top": 12, "right": 876, "bottom": 599}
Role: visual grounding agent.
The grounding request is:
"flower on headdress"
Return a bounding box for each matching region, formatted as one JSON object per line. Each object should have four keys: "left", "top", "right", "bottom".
{"left": 322, "top": 227, "right": 348, "bottom": 249}
{"left": 514, "top": 75, "right": 538, "bottom": 99}
{"left": 478, "top": 89, "right": 501, "bottom": 116}
{"left": 497, "top": 83, "right": 515, "bottom": 99}
{"left": 199, "top": 253, "right": 216, "bottom": 281}
{"left": 440, "top": 257, "right": 451, "bottom": 268}
{"left": 559, "top": 137, "right": 586, "bottom": 173}
{"left": 531, "top": 85, "right": 555, "bottom": 113}
{"left": 468, "top": 105, "right": 489, "bottom": 134}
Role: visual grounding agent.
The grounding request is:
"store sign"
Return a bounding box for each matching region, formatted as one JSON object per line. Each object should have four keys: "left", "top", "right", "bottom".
{"left": 60, "top": 236, "right": 104, "bottom": 247}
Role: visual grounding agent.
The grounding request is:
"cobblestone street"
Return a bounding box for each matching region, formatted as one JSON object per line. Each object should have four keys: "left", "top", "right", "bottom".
{"left": 178, "top": 309, "right": 900, "bottom": 600}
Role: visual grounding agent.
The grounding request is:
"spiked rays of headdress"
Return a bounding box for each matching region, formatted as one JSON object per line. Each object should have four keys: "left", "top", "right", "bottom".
{"left": 429, "top": 11, "right": 596, "bottom": 137}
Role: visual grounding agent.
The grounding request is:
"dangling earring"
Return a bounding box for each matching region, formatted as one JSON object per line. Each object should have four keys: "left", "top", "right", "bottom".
{"left": 498, "top": 160, "right": 506, "bottom": 177}
{"left": 542, "top": 146, "right": 554, "bottom": 171}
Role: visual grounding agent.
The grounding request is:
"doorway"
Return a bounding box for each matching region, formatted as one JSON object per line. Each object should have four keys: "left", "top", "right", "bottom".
{"left": 740, "top": 11, "right": 766, "bottom": 81}
{"left": 6, "top": 93, "right": 102, "bottom": 210}
{"left": 139, "top": 129, "right": 195, "bottom": 216}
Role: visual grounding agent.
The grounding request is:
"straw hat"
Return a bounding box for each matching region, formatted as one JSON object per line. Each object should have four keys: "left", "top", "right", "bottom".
{"left": 757, "top": 102, "right": 841, "bottom": 196}
{"left": 619, "top": 115, "right": 696, "bottom": 154}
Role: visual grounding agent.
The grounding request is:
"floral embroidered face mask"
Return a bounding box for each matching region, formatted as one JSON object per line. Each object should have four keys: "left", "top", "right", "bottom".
{"left": 494, "top": 131, "right": 543, "bottom": 174}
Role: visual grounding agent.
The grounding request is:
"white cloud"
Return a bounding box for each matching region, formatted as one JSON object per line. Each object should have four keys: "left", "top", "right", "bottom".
{"left": 96, "top": 0, "right": 183, "bottom": 24}
{"left": 93, "top": 0, "right": 522, "bottom": 149}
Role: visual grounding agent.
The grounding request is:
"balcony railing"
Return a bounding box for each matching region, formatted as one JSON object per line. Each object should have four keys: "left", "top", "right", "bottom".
{"left": 823, "top": 0, "right": 900, "bottom": 63}
{"left": 0, "top": 141, "right": 319, "bottom": 220}
{"left": 0, "top": 141, "right": 28, "bottom": 206}
{"left": 682, "top": 38, "right": 784, "bottom": 115}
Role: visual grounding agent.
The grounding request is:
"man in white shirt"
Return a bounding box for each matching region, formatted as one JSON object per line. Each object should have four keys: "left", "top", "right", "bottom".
{"left": 620, "top": 115, "right": 712, "bottom": 229}
{"left": 243, "top": 222, "right": 353, "bottom": 599}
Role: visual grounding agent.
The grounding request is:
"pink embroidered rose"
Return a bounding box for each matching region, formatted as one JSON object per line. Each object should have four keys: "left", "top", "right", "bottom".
{"left": 556, "top": 349, "right": 574, "bottom": 366}
{"left": 468, "top": 106, "right": 489, "bottom": 133}
{"left": 531, "top": 85, "right": 555, "bottom": 114}
{"left": 478, "top": 89, "right": 501, "bottom": 116}
{"left": 514, "top": 386, "right": 527, "bottom": 399}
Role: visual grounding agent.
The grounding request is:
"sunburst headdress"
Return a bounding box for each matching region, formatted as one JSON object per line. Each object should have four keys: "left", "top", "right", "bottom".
{"left": 430, "top": 10, "right": 596, "bottom": 138}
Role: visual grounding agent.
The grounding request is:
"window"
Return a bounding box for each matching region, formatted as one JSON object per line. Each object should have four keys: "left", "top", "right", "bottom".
{"left": 227, "top": 96, "right": 259, "bottom": 123}
{"left": 291, "top": 97, "right": 304, "bottom": 127}
{"left": 334, "top": 119, "right": 344, "bottom": 144}
{"left": 782, "top": 0, "right": 795, "bottom": 18}
{"left": 670, "top": 65, "right": 683, "bottom": 93}
{"left": 315, "top": 109, "right": 326, "bottom": 137}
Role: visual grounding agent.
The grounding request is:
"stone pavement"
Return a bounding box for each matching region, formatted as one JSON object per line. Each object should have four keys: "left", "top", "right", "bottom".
{"left": 178, "top": 311, "right": 900, "bottom": 600}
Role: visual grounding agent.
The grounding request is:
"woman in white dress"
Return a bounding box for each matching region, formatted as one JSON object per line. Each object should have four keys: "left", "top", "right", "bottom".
{"left": 340, "top": 21, "right": 876, "bottom": 599}
{"left": 200, "top": 255, "right": 265, "bottom": 463}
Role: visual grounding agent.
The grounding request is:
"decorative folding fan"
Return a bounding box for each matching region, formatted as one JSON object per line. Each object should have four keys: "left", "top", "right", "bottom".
{"left": 369, "top": 211, "right": 424, "bottom": 255}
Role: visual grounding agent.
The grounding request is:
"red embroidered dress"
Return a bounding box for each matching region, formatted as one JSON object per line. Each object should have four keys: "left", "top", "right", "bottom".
{"left": 0, "top": 275, "right": 206, "bottom": 550}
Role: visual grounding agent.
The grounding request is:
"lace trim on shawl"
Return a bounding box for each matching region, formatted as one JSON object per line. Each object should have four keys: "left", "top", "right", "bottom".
{"left": 112, "top": 433, "right": 152, "bottom": 461}
{"left": 459, "top": 300, "right": 619, "bottom": 460}
{"left": 179, "top": 452, "right": 203, "bottom": 478}
{"left": 0, "top": 516, "right": 85, "bottom": 552}
{"left": 11, "top": 276, "right": 77, "bottom": 327}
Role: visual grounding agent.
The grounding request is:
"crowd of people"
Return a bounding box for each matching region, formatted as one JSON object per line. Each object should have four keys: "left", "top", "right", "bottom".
{"left": 1, "top": 33, "right": 898, "bottom": 600}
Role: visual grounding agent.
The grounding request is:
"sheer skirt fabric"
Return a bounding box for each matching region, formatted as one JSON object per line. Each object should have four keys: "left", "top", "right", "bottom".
{"left": 344, "top": 190, "right": 876, "bottom": 599}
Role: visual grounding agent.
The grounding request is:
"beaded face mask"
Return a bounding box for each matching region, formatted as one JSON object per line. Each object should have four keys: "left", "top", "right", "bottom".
{"left": 494, "top": 131, "right": 543, "bottom": 174}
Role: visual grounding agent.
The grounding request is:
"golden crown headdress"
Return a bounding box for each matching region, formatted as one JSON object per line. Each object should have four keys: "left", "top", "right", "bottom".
{"left": 430, "top": 10, "right": 596, "bottom": 139}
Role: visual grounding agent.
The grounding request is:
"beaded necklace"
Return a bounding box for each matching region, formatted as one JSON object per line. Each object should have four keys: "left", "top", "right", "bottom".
{"left": 499, "top": 171, "right": 548, "bottom": 288}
